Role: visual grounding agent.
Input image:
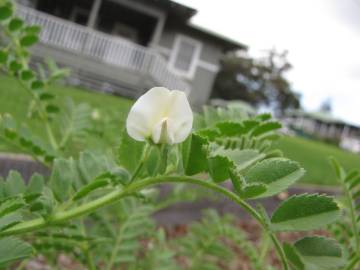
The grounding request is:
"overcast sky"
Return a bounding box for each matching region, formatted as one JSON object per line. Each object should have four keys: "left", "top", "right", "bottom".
{"left": 175, "top": 0, "right": 360, "bottom": 125}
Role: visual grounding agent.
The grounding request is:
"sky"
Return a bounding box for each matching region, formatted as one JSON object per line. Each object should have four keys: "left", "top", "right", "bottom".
{"left": 175, "top": 0, "right": 360, "bottom": 125}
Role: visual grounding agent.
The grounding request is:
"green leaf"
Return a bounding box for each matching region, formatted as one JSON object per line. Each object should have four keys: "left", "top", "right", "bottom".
{"left": 27, "top": 173, "right": 44, "bottom": 195}
{"left": 0, "top": 197, "right": 25, "bottom": 218}
{"left": 145, "top": 146, "right": 161, "bottom": 176}
{"left": 30, "top": 80, "right": 44, "bottom": 90}
{"left": 329, "top": 157, "right": 346, "bottom": 181}
{"left": 220, "top": 148, "right": 265, "bottom": 171}
{"left": 255, "top": 113, "right": 272, "bottom": 121}
{"left": 24, "top": 25, "right": 41, "bottom": 35}
{"left": 283, "top": 243, "right": 305, "bottom": 270}
{"left": 9, "top": 60, "right": 22, "bottom": 72}
{"left": 8, "top": 17, "right": 23, "bottom": 32}
{"left": 294, "top": 237, "right": 345, "bottom": 269}
{"left": 20, "top": 34, "right": 39, "bottom": 47}
{"left": 0, "top": 237, "right": 33, "bottom": 267}
{"left": 29, "top": 187, "right": 55, "bottom": 216}
{"left": 46, "top": 104, "right": 60, "bottom": 113}
{"left": 1, "top": 113, "right": 17, "bottom": 139}
{"left": 216, "top": 122, "right": 243, "bottom": 136}
{"left": 182, "top": 133, "right": 208, "bottom": 175}
{"left": 208, "top": 152, "right": 233, "bottom": 182}
{"left": 207, "top": 146, "right": 265, "bottom": 182}
{"left": 0, "top": 6, "right": 12, "bottom": 21}
{"left": 78, "top": 151, "right": 107, "bottom": 183}
{"left": 0, "top": 50, "right": 8, "bottom": 64}
{"left": 39, "top": 92, "right": 55, "bottom": 100}
{"left": 5, "top": 170, "right": 26, "bottom": 196}
{"left": 251, "top": 121, "right": 282, "bottom": 137}
{"left": 58, "top": 98, "right": 92, "bottom": 145}
{"left": 20, "top": 69, "right": 35, "bottom": 81}
{"left": 239, "top": 183, "right": 267, "bottom": 199}
{"left": 0, "top": 213, "right": 22, "bottom": 231}
{"left": 73, "top": 178, "right": 110, "bottom": 201}
{"left": 244, "top": 158, "right": 305, "bottom": 198}
{"left": 271, "top": 194, "right": 340, "bottom": 231}
{"left": 49, "top": 158, "right": 76, "bottom": 202}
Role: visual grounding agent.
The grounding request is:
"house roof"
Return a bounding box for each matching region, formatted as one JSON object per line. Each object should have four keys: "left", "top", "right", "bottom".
{"left": 144, "top": 0, "right": 197, "bottom": 20}
{"left": 287, "top": 109, "right": 360, "bottom": 128}
{"left": 186, "top": 23, "right": 247, "bottom": 51}
{"left": 148, "top": 0, "right": 247, "bottom": 51}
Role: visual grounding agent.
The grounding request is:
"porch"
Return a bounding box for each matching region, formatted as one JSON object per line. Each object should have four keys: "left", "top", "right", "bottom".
{"left": 17, "top": 4, "right": 190, "bottom": 97}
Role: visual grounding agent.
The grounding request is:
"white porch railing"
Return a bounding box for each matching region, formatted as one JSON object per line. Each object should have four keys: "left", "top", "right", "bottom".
{"left": 16, "top": 5, "right": 191, "bottom": 94}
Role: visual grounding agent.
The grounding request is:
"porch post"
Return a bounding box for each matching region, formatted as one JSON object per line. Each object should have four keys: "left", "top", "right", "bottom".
{"left": 87, "top": 0, "right": 102, "bottom": 28}
{"left": 150, "top": 14, "right": 166, "bottom": 47}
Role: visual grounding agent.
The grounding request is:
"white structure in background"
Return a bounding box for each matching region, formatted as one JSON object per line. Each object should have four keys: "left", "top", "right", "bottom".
{"left": 283, "top": 110, "right": 360, "bottom": 153}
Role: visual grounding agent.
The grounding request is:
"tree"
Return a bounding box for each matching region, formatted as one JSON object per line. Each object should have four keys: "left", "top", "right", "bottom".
{"left": 319, "top": 98, "right": 332, "bottom": 113}
{"left": 212, "top": 49, "right": 301, "bottom": 114}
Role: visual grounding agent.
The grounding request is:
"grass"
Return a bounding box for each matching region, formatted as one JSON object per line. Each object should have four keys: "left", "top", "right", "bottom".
{"left": 0, "top": 75, "right": 133, "bottom": 153}
{"left": 274, "top": 135, "right": 360, "bottom": 186}
{"left": 1, "top": 75, "right": 360, "bottom": 186}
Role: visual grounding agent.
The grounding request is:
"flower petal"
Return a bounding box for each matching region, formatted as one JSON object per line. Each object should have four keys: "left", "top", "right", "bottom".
{"left": 126, "top": 87, "right": 171, "bottom": 141}
{"left": 151, "top": 118, "right": 175, "bottom": 144}
{"left": 166, "top": 90, "right": 193, "bottom": 143}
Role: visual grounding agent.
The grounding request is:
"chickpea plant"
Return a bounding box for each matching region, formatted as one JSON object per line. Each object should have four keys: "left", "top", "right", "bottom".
{"left": 0, "top": 1, "right": 350, "bottom": 269}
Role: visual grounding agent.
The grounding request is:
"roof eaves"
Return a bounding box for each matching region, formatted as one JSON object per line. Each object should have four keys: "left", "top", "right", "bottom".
{"left": 187, "top": 23, "right": 248, "bottom": 50}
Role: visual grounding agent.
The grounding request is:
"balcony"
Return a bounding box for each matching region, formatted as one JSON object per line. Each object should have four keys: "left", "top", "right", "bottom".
{"left": 17, "top": 5, "right": 191, "bottom": 96}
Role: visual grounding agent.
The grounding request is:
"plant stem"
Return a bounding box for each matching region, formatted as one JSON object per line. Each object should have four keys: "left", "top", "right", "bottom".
{"left": 0, "top": 134, "right": 50, "bottom": 167}
{"left": 269, "top": 234, "right": 289, "bottom": 270}
{"left": 105, "top": 222, "right": 124, "bottom": 270}
{"left": 79, "top": 221, "right": 97, "bottom": 270}
{"left": 15, "top": 79, "right": 59, "bottom": 151}
{"left": 129, "top": 143, "right": 151, "bottom": 183}
{"left": 343, "top": 184, "right": 360, "bottom": 252}
{"left": 259, "top": 232, "right": 270, "bottom": 265}
{"left": 344, "top": 253, "right": 360, "bottom": 270}
{"left": 4, "top": 28, "right": 59, "bottom": 152}
{"left": 0, "top": 176, "right": 289, "bottom": 270}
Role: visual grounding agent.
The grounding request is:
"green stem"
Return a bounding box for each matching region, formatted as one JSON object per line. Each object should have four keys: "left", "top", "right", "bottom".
{"left": 344, "top": 184, "right": 360, "bottom": 252}
{"left": 0, "top": 176, "right": 288, "bottom": 270}
{"left": 0, "top": 134, "right": 50, "bottom": 167}
{"left": 129, "top": 143, "right": 151, "bottom": 183}
{"left": 259, "top": 232, "right": 270, "bottom": 264}
{"left": 344, "top": 253, "right": 360, "bottom": 270}
{"left": 270, "top": 234, "right": 289, "bottom": 270}
{"left": 79, "top": 221, "right": 97, "bottom": 270}
{"left": 105, "top": 222, "right": 124, "bottom": 270}
{"left": 4, "top": 28, "right": 59, "bottom": 152}
{"left": 15, "top": 259, "right": 28, "bottom": 270}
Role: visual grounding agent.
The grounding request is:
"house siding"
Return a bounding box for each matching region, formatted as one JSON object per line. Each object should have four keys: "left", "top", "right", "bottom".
{"left": 157, "top": 25, "right": 223, "bottom": 107}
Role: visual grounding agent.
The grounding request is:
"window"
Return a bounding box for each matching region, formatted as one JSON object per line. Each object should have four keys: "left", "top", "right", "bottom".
{"left": 169, "top": 35, "right": 202, "bottom": 79}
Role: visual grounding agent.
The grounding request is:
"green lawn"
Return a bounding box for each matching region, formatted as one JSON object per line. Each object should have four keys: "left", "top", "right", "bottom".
{"left": 274, "top": 136, "right": 360, "bottom": 186}
{"left": 0, "top": 75, "right": 133, "bottom": 152}
{"left": 1, "top": 75, "right": 360, "bottom": 186}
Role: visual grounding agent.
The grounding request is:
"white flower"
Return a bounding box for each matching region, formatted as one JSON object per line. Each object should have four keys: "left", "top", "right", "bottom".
{"left": 126, "top": 87, "right": 193, "bottom": 144}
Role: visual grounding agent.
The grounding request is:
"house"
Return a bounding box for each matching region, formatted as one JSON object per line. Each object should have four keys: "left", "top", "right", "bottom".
{"left": 16, "top": 0, "right": 246, "bottom": 107}
{"left": 283, "top": 110, "right": 360, "bottom": 153}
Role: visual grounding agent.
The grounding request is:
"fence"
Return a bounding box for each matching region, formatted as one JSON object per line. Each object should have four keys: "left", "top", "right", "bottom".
{"left": 17, "top": 5, "right": 191, "bottom": 94}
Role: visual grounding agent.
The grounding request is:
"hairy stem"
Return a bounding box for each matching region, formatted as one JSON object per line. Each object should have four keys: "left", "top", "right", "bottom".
{"left": 129, "top": 143, "right": 151, "bottom": 183}
{"left": 0, "top": 176, "right": 289, "bottom": 270}
{"left": 0, "top": 134, "right": 50, "bottom": 167}
{"left": 344, "top": 253, "right": 360, "bottom": 270}
{"left": 344, "top": 184, "right": 360, "bottom": 252}
{"left": 5, "top": 28, "right": 59, "bottom": 152}
{"left": 79, "top": 221, "right": 97, "bottom": 270}
{"left": 105, "top": 222, "right": 124, "bottom": 270}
